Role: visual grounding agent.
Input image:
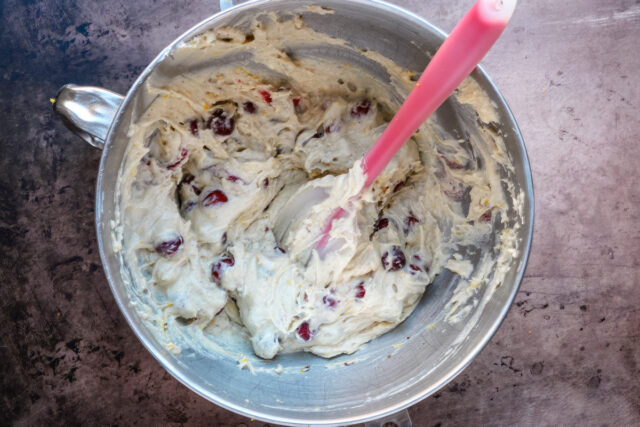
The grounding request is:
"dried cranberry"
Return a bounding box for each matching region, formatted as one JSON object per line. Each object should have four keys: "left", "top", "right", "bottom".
{"left": 191, "top": 185, "right": 202, "bottom": 196}
{"left": 275, "top": 246, "right": 286, "bottom": 254}
{"left": 393, "top": 181, "right": 406, "bottom": 193}
{"left": 355, "top": 283, "right": 366, "bottom": 299}
{"left": 202, "top": 189, "right": 228, "bottom": 206}
{"left": 382, "top": 246, "right": 406, "bottom": 271}
{"left": 227, "top": 175, "right": 240, "bottom": 182}
{"left": 259, "top": 90, "right": 272, "bottom": 104}
{"left": 409, "top": 264, "right": 422, "bottom": 275}
{"left": 403, "top": 215, "right": 420, "bottom": 234}
{"left": 263, "top": 177, "right": 269, "bottom": 187}
{"left": 479, "top": 210, "right": 492, "bottom": 223}
{"left": 323, "top": 295, "right": 337, "bottom": 308}
{"left": 351, "top": 99, "right": 371, "bottom": 117}
{"left": 324, "top": 120, "right": 341, "bottom": 134}
{"left": 208, "top": 109, "right": 235, "bottom": 136}
{"left": 296, "top": 322, "right": 311, "bottom": 341}
{"left": 373, "top": 217, "right": 389, "bottom": 232}
{"left": 155, "top": 236, "right": 183, "bottom": 256}
{"left": 444, "top": 158, "right": 465, "bottom": 170}
{"left": 293, "top": 97, "right": 307, "bottom": 114}
{"left": 411, "top": 255, "right": 430, "bottom": 272}
{"left": 212, "top": 255, "right": 234, "bottom": 284}
{"left": 167, "top": 148, "right": 188, "bottom": 170}
{"left": 211, "top": 267, "right": 222, "bottom": 283}
{"left": 243, "top": 101, "right": 257, "bottom": 114}
{"left": 189, "top": 119, "right": 199, "bottom": 136}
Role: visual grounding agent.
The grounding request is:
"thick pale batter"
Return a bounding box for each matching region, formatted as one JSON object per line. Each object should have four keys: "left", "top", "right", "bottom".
{"left": 116, "top": 13, "right": 511, "bottom": 359}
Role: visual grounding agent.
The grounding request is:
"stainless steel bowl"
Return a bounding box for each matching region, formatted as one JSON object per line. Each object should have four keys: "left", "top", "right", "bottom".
{"left": 54, "top": 0, "right": 534, "bottom": 425}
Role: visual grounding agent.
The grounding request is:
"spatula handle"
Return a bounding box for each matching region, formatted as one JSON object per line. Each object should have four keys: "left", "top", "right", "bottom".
{"left": 362, "top": 0, "right": 517, "bottom": 187}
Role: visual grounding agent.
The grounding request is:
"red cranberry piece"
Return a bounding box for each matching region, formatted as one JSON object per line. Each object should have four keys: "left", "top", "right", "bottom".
{"left": 355, "top": 283, "right": 366, "bottom": 299}
{"left": 208, "top": 109, "right": 235, "bottom": 136}
{"left": 243, "top": 101, "right": 257, "bottom": 114}
{"left": 202, "top": 189, "right": 228, "bottom": 206}
{"left": 296, "top": 322, "right": 311, "bottom": 341}
{"left": 324, "top": 120, "right": 342, "bottom": 134}
{"left": 167, "top": 148, "right": 188, "bottom": 170}
{"left": 444, "top": 158, "right": 465, "bottom": 170}
{"left": 351, "top": 99, "right": 371, "bottom": 117}
{"left": 381, "top": 246, "right": 406, "bottom": 271}
{"left": 293, "top": 97, "right": 307, "bottom": 114}
{"left": 226, "top": 174, "right": 247, "bottom": 184}
{"left": 411, "top": 255, "right": 430, "bottom": 273}
{"left": 373, "top": 217, "right": 389, "bottom": 232}
{"left": 403, "top": 215, "right": 420, "bottom": 234}
{"left": 211, "top": 267, "right": 222, "bottom": 283}
{"left": 479, "top": 210, "right": 493, "bottom": 223}
{"left": 259, "top": 90, "right": 272, "bottom": 104}
{"left": 189, "top": 119, "right": 199, "bottom": 136}
{"left": 155, "top": 236, "right": 183, "bottom": 256}
{"left": 409, "top": 264, "right": 422, "bottom": 275}
{"left": 393, "top": 181, "right": 406, "bottom": 193}
{"left": 275, "top": 246, "right": 286, "bottom": 254}
{"left": 212, "top": 255, "right": 234, "bottom": 284}
{"left": 323, "top": 295, "right": 337, "bottom": 308}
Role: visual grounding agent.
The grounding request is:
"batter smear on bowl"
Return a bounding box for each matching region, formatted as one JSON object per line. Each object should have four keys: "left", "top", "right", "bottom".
{"left": 115, "top": 14, "right": 515, "bottom": 359}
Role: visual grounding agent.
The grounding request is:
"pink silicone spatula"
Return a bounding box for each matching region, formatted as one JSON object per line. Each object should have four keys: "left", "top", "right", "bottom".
{"left": 274, "top": 0, "right": 517, "bottom": 254}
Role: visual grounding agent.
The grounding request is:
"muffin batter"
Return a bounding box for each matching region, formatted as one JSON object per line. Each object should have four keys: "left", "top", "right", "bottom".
{"left": 116, "top": 14, "right": 511, "bottom": 359}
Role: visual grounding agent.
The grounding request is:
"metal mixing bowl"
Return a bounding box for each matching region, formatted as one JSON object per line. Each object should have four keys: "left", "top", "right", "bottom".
{"left": 54, "top": 0, "right": 534, "bottom": 425}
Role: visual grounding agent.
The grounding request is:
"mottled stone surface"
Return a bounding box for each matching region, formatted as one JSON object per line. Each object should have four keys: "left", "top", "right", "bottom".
{"left": 1, "top": 0, "right": 638, "bottom": 425}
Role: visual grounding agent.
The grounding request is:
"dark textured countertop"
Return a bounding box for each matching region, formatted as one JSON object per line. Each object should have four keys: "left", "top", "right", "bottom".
{"left": 1, "top": 0, "right": 638, "bottom": 425}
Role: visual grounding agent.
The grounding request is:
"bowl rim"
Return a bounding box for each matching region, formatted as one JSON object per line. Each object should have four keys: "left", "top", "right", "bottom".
{"left": 95, "top": 0, "right": 535, "bottom": 425}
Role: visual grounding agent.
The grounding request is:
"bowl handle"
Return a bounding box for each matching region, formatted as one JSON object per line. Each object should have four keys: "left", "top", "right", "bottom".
{"left": 52, "top": 84, "right": 124, "bottom": 150}
{"left": 365, "top": 409, "right": 412, "bottom": 427}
